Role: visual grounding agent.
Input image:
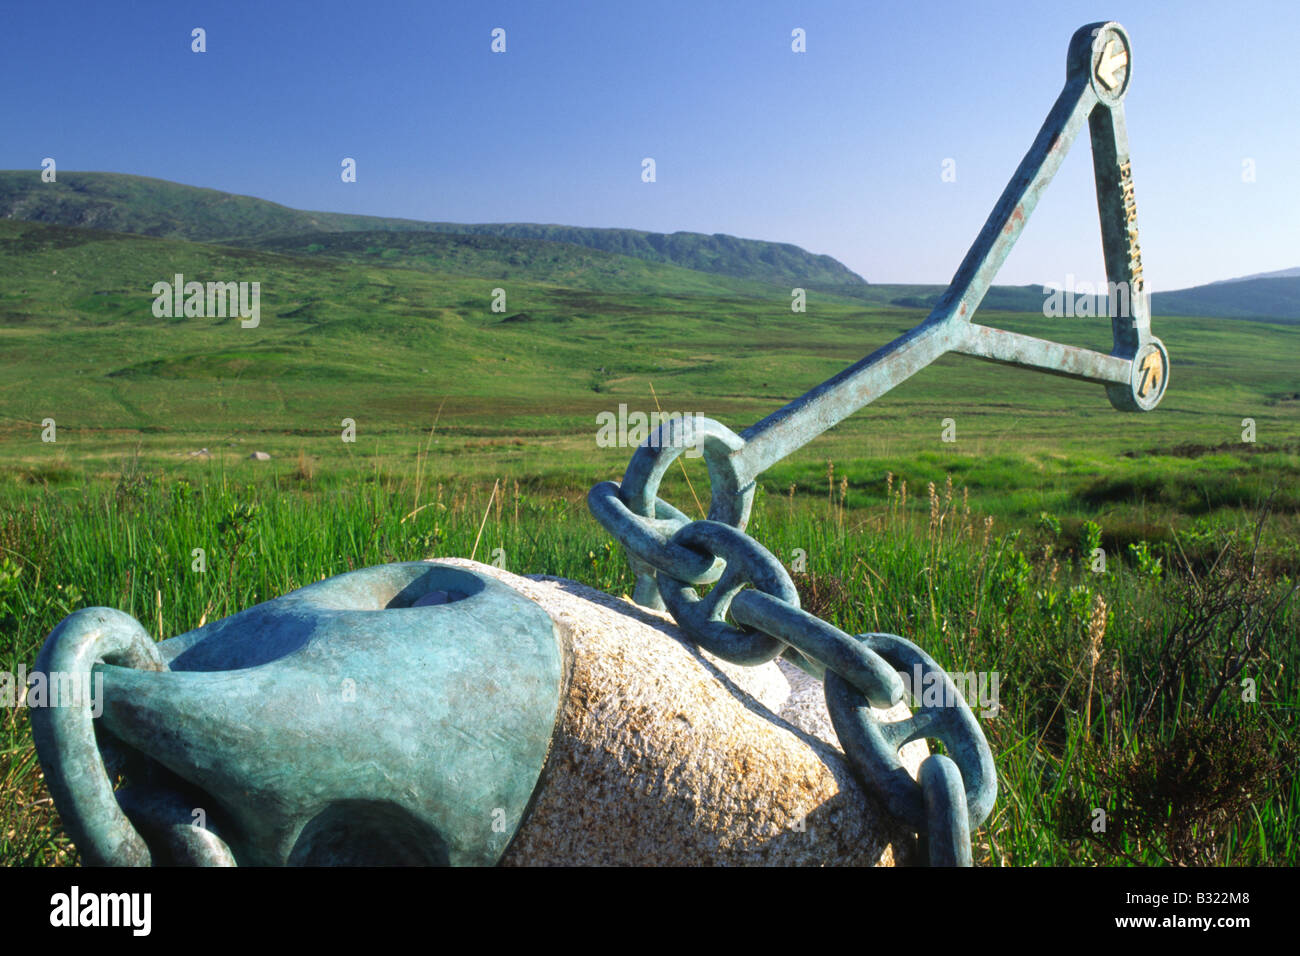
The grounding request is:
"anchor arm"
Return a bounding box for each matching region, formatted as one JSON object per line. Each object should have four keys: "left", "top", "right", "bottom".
{"left": 728, "top": 22, "right": 1164, "bottom": 488}
{"left": 591, "top": 20, "right": 1165, "bottom": 870}
{"left": 735, "top": 317, "right": 952, "bottom": 486}
{"left": 731, "top": 68, "right": 1101, "bottom": 485}
{"left": 956, "top": 324, "right": 1132, "bottom": 386}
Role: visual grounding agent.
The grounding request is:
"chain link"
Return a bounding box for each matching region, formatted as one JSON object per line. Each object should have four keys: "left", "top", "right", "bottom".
{"left": 582, "top": 21, "right": 1174, "bottom": 865}
{"left": 29, "top": 607, "right": 235, "bottom": 866}
{"left": 590, "top": 458, "right": 996, "bottom": 867}
{"left": 825, "top": 633, "right": 997, "bottom": 844}
{"left": 590, "top": 416, "right": 753, "bottom": 608}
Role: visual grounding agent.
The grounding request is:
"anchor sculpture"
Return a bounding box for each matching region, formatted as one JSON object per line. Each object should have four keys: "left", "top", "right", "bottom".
{"left": 589, "top": 19, "right": 1160, "bottom": 865}
{"left": 31, "top": 22, "right": 1163, "bottom": 867}
{"left": 32, "top": 564, "right": 564, "bottom": 865}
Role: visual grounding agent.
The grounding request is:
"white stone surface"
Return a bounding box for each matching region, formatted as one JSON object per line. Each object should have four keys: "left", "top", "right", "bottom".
{"left": 435, "top": 559, "right": 927, "bottom": 866}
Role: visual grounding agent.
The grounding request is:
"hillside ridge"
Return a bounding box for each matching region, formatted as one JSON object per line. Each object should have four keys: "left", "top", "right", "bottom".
{"left": 0, "top": 170, "right": 868, "bottom": 293}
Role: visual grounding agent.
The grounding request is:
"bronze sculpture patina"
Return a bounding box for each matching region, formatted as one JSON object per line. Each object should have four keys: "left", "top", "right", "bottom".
{"left": 31, "top": 23, "right": 1162, "bottom": 867}
{"left": 32, "top": 564, "right": 564, "bottom": 865}
{"left": 588, "top": 21, "right": 1162, "bottom": 865}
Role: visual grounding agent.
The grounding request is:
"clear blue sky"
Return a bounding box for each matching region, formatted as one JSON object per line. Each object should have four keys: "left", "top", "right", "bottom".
{"left": 3, "top": 0, "right": 1296, "bottom": 291}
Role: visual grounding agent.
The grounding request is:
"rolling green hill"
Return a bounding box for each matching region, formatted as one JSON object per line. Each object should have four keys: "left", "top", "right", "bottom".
{"left": 1154, "top": 276, "right": 1300, "bottom": 322}
{"left": 0, "top": 171, "right": 867, "bottom": 293}
{"left": 7, "top": 171, "right": 1298, "bottom": 322}
{"left": 3, "top": 217, "right": 1297, "bottom": 520}
{"left": 235, "top": 229, "right": 787, "bottom": 296}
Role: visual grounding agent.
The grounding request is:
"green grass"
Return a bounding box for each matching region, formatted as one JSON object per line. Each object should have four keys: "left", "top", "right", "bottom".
{"left": 1, "top": 468, "right": 1294, "bottom": 865}
{"left": 2, "top": 215, "right": 1298, "bottom": 866}
{"left": 4, "top": 215, "right": 1298, "bottom": 558}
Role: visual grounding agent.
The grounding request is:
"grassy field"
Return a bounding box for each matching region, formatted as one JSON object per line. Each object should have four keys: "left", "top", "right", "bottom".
{"left": 2, "top": 470, "right": 1295, "bottom": 866}
{"left": 1, "top": 217, "right": 1297, "bottom": 865}
{"left": 4, "top": 219, "right": 1298, "bottom": 534}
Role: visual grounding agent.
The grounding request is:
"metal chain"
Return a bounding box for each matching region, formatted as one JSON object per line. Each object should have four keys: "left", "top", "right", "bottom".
{"left": 584, "top": 21, "right": 1172, "bottom": 864}
{"left": 590, "top": 465, "right": 997, "bottom": 866}
{"left": 29, "top": 607, "right": 236, "bottom": 866}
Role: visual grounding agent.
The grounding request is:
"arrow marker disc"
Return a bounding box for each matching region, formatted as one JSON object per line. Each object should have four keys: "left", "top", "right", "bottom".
{"left": 1097, "top": 38, "right": 1128, "bottom": 89}
{"left": 1090, "top": 26, "right": 1132, "bottom": 102}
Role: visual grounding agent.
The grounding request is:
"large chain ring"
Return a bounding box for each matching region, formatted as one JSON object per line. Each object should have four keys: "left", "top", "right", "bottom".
{"left": 588, "top": 416, "right": 754, "bottom": 608}
{"left": 730, "top": 589, "right": 903, "bottom": 709}
{"left": 28, "top": 607, "right": 235, "bottom": 866}
{"left": 825, "top": 633, "right": 997, "bottom": 833}
{"left": 657, "top": 520, "right": 796, "bottom": 665}
{"left": 657, "top": 522, "right": 907, "bottom": 709}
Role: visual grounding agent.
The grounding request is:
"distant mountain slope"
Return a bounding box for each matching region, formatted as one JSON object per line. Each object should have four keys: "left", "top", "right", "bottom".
{"left": 6, "top": 171, "right": 1296, "bottom": 321}
{"left": 1152, "top": 276, "right": 1300, "bottom": 322}
{"left": 239, "top": 228, "right": 790, "bottom": 296}
{"left": 863, "top": 279, "right": 1300, "bottom": 324}
{"left": 0, "top": 171, "right": 867, "bottom": 292}
{"left": 359, "top": 221, "right": 869, "bottom": 294}
{"left": 1211, "top": 267, "right": 1300, "bottom": 283}
{"left": 0, "top": 218, "right": 790, "bottom": 303}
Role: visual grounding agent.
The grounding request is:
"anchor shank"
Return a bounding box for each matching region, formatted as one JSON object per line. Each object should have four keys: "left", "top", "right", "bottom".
{"left": 935, "top": 74, "right": 1097, "bottom": 321}
{"left": 735, "top": 318, "right": 951, "bottom": 485}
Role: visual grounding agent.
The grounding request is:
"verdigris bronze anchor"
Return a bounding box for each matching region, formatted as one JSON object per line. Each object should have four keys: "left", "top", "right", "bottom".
{"left": 31, "top": 563, "right": 565, "bottom": 865}
{"left": 32, "top": 560, "right": 930, "bottom": 866}
{"left": 30, "top": 21, "right": 1160, "bottom": 868}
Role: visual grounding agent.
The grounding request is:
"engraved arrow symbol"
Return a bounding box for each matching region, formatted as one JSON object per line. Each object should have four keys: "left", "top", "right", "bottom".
{"left": 1096, "top": 38, "right": 1128, "bottom": 90}
{"left": 1138, "top": 350, "right": 1162, "bottom": 397}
